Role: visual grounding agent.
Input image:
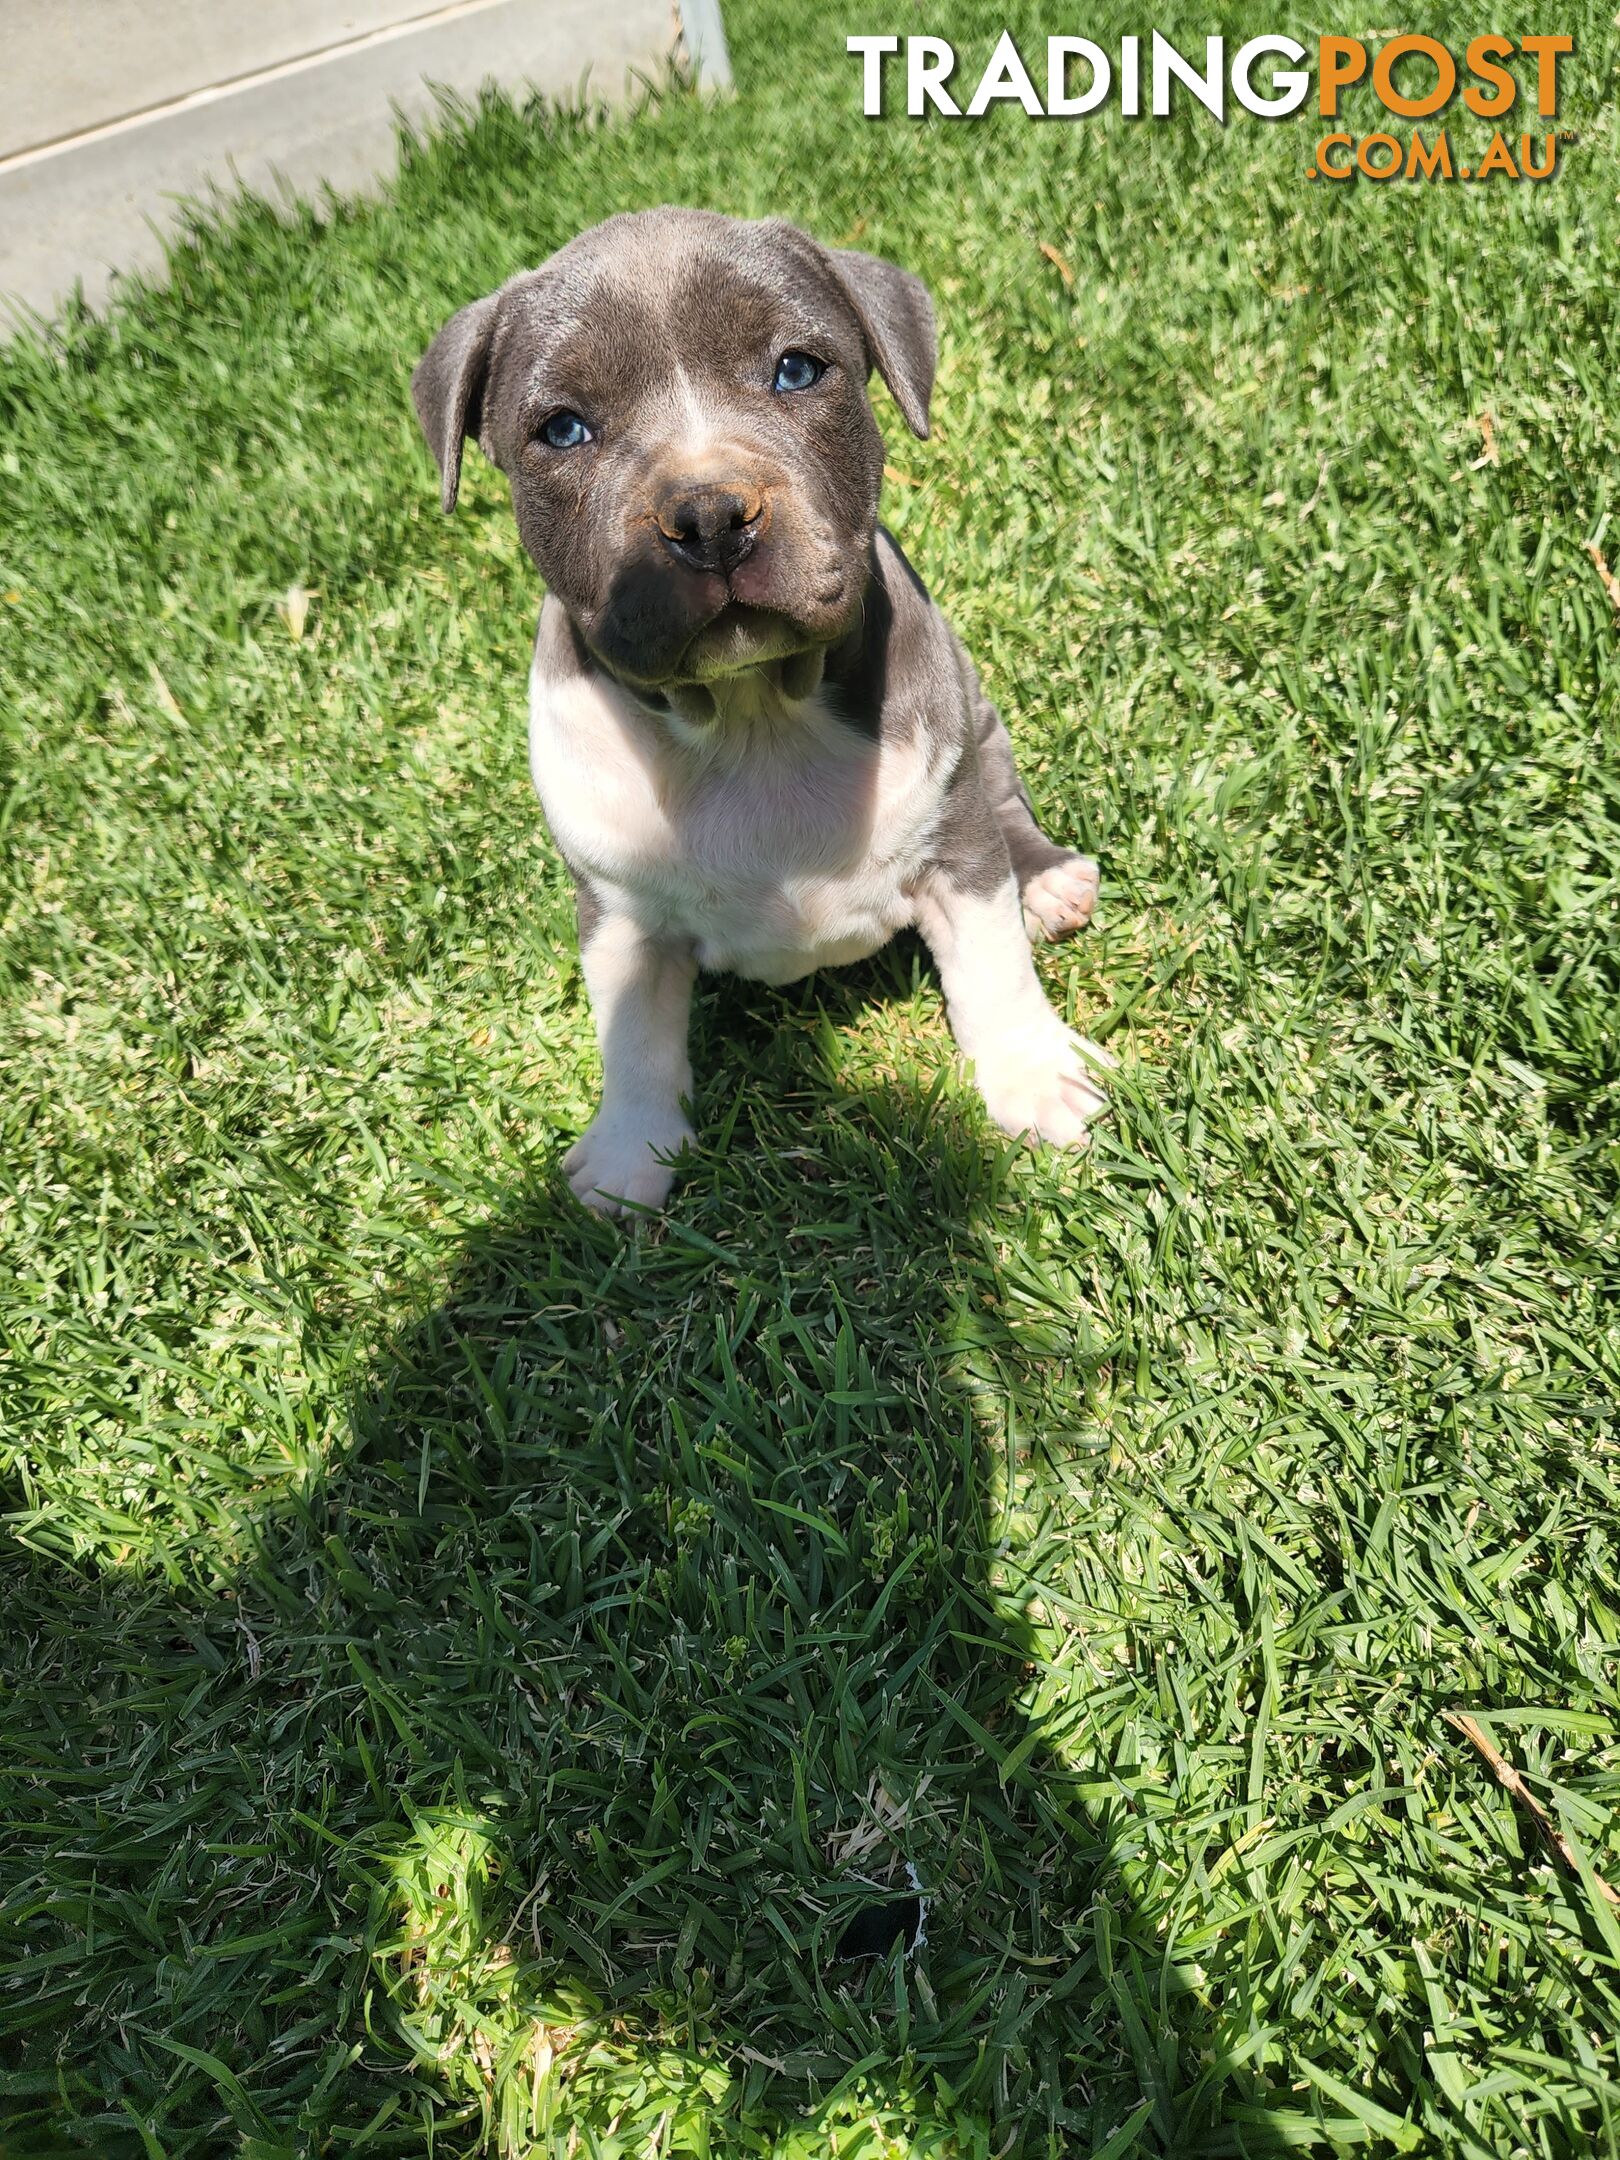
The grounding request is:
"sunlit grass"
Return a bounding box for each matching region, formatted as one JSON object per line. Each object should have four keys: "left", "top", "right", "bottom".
{"left": 2, "top": 0, "right": 1619, "bottom": 2153}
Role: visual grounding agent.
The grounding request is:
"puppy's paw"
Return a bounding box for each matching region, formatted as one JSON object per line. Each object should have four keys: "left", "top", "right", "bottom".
{"left": 563, "top": 1108, "right": 693, "bottom": 1216}
{"left": 972, "top": 1017, "right": 1114, "bottom": 1149}
{"left": 1021, "top": 854, "right": 1100, "bottom": 943}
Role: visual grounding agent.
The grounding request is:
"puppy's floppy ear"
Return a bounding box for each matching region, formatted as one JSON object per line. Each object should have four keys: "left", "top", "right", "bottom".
{"left": 822, "top": 248, "right": 936, "bottom": 441}
{"left": 411, "top": 292, "right": 499, "bottom": 513}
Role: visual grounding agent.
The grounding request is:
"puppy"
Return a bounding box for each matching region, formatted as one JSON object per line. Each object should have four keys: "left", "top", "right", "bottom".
{"left": 412, "top": 208, "right": 1110, "bottom": 1213}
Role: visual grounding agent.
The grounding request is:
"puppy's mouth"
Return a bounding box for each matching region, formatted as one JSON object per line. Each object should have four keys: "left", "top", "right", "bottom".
{"left": 588, "top": 576, "right": 852, "bottom": 696}
{"left": 579, "top": 509, "right": 866, "bottom": 696}
{"left": 671, "top": 598, "right": 825, "bottom": 683}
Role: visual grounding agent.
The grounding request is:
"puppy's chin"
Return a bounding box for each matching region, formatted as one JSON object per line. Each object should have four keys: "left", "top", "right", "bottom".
{"left": 674, "top": 605, "right": 822, "bottom": 683}
{"left": 578, "top": 544, "right": 867, "bottom": 693}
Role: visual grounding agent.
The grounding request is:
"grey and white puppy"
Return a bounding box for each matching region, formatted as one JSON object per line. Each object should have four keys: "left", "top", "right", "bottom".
{"left": 413, "top": 208, "right": 1110, "bottom": 1213}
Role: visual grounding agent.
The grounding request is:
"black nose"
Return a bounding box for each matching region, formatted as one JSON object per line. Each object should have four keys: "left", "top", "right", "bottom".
{"left": 655, "top": 481, "right": 764, "bottom": 576}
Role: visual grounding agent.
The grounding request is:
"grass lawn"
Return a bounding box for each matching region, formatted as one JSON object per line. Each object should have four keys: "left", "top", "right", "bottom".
{"left": 3, "top": 0, "right": 1619, "bottom": 2151}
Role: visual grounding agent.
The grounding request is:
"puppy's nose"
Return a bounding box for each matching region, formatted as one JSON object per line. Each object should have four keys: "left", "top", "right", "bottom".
{"left": 655, "top": 481, "right": 764, "bottom": 576}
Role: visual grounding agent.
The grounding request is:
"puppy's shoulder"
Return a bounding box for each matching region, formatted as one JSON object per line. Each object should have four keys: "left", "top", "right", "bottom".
{"left": 860, "top": 525, "right": 973, "bottom": 745}
{"left": 529, "top": 594, "right": 644, "bottom": 745}
{"left": 874, "top": 523, "right": 941, "bottom": 627}
{"left": 528, "top": 596, "right": 670, "bottom": 868}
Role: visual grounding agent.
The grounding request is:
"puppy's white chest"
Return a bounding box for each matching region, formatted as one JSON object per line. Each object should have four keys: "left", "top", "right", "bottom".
{"left": 529, "top": 660, "right": 934, "bottom": 982}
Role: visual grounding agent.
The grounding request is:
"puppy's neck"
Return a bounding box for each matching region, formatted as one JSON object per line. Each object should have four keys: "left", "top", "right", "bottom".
{"left": 663, "top": 649, "right": 828, "bottom": 732}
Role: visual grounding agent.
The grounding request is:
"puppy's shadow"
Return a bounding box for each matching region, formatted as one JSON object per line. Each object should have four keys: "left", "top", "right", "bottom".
{"left": 688, "top": 932, "right": 951, "bottom": 1155}
{"left": 243, "top": 1027, "right": 1178, "bottom": 2153}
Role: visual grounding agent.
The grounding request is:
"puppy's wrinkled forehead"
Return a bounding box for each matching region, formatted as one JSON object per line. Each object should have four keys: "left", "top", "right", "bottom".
{"left": 495, "top": 214, "right": 863, "bottom": 422}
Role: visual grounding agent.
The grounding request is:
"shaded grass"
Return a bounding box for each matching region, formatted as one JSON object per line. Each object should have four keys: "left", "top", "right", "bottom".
{"left": 2, "top": 0, "right": 1619, "bottom": 2152}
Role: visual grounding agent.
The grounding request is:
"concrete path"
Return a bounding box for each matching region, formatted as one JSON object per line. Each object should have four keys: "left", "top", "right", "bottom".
{"left": 0, "top": 0, "right": 718, "bottom": 323}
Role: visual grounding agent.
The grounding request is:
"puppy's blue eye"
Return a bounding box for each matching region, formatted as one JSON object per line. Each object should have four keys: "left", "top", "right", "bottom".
{"left": 773, "top": 351, "right": 824, "bottom": 394}
{"left": 540, "top": 410, "right": 592, "bottom": 448}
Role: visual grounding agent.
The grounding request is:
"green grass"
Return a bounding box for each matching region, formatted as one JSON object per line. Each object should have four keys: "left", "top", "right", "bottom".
{"left": 3, "top": 1, "right": 1619, "bottom": 2152}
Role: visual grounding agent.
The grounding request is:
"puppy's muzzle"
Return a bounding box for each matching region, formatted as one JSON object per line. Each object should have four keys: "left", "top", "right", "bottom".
{"left": 655, "top": 480, "right": 765, "bottom": 578}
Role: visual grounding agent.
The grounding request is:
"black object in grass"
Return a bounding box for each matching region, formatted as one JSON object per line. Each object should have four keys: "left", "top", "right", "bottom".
{"left": 833, "top": 1867, "right": 928, "bottom": 1961}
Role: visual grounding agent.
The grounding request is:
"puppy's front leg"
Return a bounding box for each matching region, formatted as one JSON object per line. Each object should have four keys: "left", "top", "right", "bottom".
{"left": 914, "top": 867, "right": 1111, "bottom": 1149}
{"left": 564, "top": 905, "right": 697, "bottom": 1214}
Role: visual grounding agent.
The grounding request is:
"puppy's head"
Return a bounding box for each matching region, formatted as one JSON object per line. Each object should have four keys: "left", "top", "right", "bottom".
{"left": 411, "top": 209, "right": 933, "bottom": 690}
